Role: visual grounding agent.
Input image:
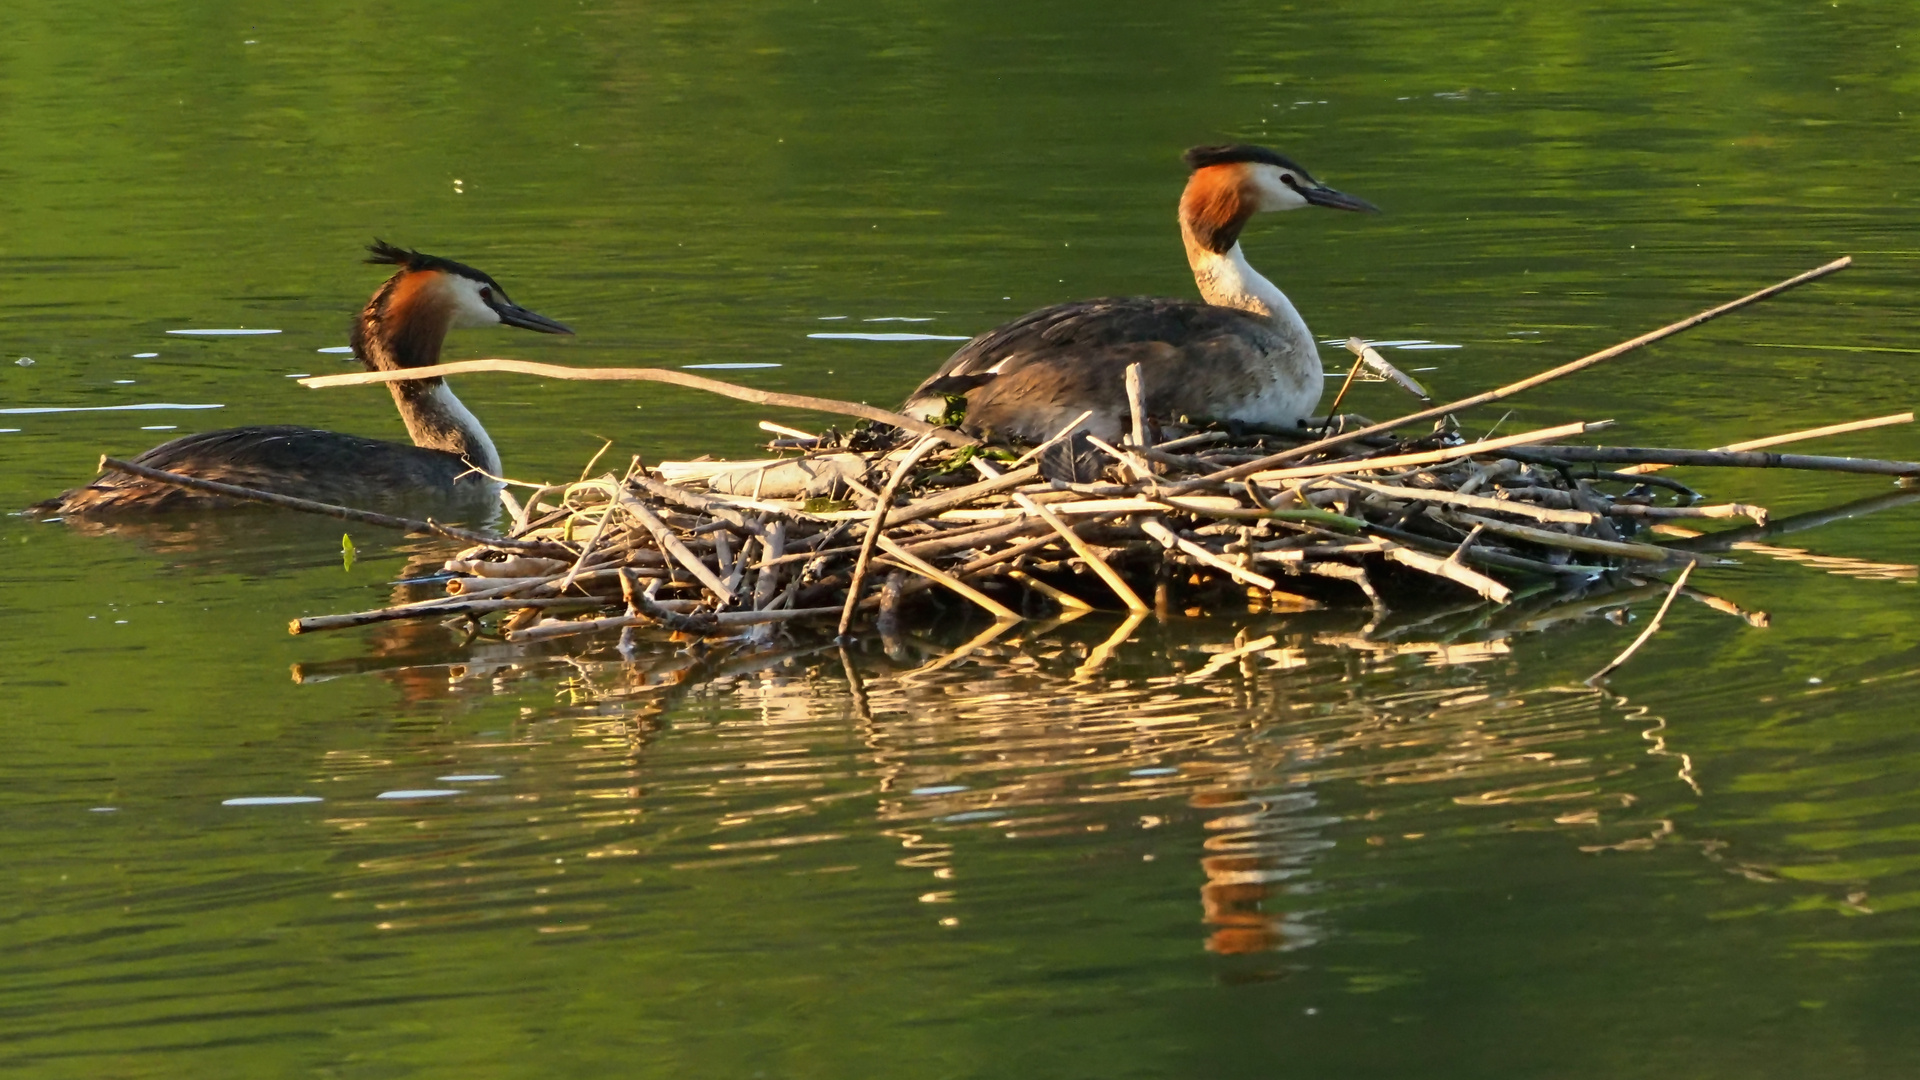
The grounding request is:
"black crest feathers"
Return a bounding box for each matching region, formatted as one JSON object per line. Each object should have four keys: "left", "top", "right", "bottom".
{"left": 364, "top": 240, "right": 502, "bottom": 289}
{"left": 1182, "top": 144, "right": 1312, "bottom": 180}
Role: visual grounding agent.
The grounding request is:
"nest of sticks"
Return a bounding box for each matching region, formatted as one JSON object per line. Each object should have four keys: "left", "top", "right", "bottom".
{"left": 285, "top": 393, "right": 1907, "bottom": 645}
{"left": 91, "top": 256, "right": 1915, "bottom": 652}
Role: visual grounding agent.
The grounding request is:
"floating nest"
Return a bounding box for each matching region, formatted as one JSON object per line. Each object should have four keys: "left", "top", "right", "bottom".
{"left": 86, "top": 256, "right": 1915, "bottom": 663}
{"left": 287, "top": 392, "right": 1911, "bottom": 647}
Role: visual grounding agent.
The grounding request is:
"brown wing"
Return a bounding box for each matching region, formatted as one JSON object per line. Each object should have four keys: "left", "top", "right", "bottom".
{"left": 903, "top": 298, "right": 1287, "bottom": 443}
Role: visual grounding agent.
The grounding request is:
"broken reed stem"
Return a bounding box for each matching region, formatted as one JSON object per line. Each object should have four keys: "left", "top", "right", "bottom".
{"left": 507, "top": 605, "right": 846, "bottom": 642}
{"left": 1140, "top": 518, "right": 1277, "bottom": 591}
{"left": 557, "top": 489, "right": 619, "bottom": 592}
{"left": 1247, "top": 420, "right": 1610, "bottom": 483}
{"left": 1320, "top": 340, "right": 1371, "bottom": 437}
{"left": 298, "top": 359, "right": 980, "bottom": 449}
{"left": 290, "top": 595, "right": 599, "bottom": 635}
{"left": 1381, "top": 545, "right": 1512, "bottom": 604}
{"left": 1616, "top": 411, "right": 1914, "bottom": 475}
{"left": 1587, "top": 562, "right": 1695, "bottom": 683}
{"left": 839, "top": 435, "right": 944, "bottom": 638}
{"left": 1181, "top": 257, "right": 1854, "bottom": 490}
{"left": 1500, "top": 445, "right": 1920, "bottom": 477}
{"left": 1354, "top": 341, "right": 1433, "bottom": 404}
{"left": 883, "top": 463, "right": 1044, "bottom": 527}
{"left": 1452, "top": 512, "right": 1692, "bottom": 563}
{"left": 1124, "top": 363, "right": 1149, "bottom": 450}
{"left": 752, "top": 520, "right": 786, "bottom": 611}
{"left": 99, "top": 456, "right": 567, "bottom": 554}
{"left": 1011, "top": 410, "right": 1096, "bottom": 468}
{"left": 1325, "top": 475, "right": 1596, "bottom": 525}
{"left": 760, "top": 419, "right": 818, "bottom": 441}
{"left": 616, "top": 492, "right": 735, "bottom": 600}
{"left": 874, "top": 534, "right": 1020, "bottom": 620}
{"left": 1607, "top": 503, "right": 1770, "bottom": 525}
{"left": 967, "top": 454, "right": 1151, "bottom": 613}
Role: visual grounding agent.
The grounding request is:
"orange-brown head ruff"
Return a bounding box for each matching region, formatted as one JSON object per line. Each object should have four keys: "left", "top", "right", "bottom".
{"left": 1179, "top": 144, "right": 1376, "bottom": 254}
{"left": 1179, "top": 160, "right": 1263, "bottom": 255}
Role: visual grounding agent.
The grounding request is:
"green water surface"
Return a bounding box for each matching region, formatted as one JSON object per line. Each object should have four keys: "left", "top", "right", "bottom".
{"left": 2, "top": 1, "right": 1918, "bottom": 1076}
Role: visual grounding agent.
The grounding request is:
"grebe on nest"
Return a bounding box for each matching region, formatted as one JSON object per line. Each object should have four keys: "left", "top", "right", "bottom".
{"left": 35, "top": 241, "right": 572, "bottom": 515}
{"left": 903, "top": 144, "right": 1375, "bottom": 444}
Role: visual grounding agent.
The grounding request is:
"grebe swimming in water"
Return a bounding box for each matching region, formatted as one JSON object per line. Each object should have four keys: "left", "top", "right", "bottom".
{"left": 35, "top": 241, "right": 572, "bottom": 515}
{"left": 902, "top": 144, "right": 1375, "bottom": 444}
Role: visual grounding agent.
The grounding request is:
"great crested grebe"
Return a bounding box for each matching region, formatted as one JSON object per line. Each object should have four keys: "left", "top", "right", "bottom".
{"left": 903, "top": 144, "right": 1376, "bottom": 444}
{"left": 34, "top": 241, "right": 572, "bottom": 515}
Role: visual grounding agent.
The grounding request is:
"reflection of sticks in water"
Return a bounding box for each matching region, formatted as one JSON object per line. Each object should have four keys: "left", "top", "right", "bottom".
{"left": 1668, "top": 489, "right": 1920, "bottom": 553}
{"left": 1725, "top": 543, "right": 1916, "bottom": 584}
{"left": 1659, "top": 489, "right": 1920, "bottom": 585}
{"left": 1680, "top": 587, "right": 1770, "bottom": 628}
{"left": 838, "top": 645, "right": 873, "bottom": 724}
{"left": 1587, "top": 564, "right": 1694, "bottom": 684}
{"left": 900, "top": 618, "right": 1019, "bottom": 681}
{"left": 1184, "top": 635, "right": 1279, "bottom": 683}
{"left": 1072, "top": 611, "right": 1149, "bottom": 682}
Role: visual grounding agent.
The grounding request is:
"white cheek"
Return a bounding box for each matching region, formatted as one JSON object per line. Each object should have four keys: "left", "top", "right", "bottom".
{"left": 446, "top": 279, "right": 502, "bottom": 329}
{"left": 1259, "top": 174, "right": 1310, "bottom": 211}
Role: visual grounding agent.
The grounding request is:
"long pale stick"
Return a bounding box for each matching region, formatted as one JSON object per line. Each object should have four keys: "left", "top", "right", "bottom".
{"left": 1616, "top": 411, "right": 1913, "bottom": 474}
{"left": 300, "top": 360, "right": 979, "bottom": 449}
{"left": 874, "top": 534, "right": 1020, "bottom": 621}
{"left": 1245, "top": 420, "right": 1607, "bottom": 483}
{"left": 971, "top": 459, "right": 1149, "bottom": 613}
{"left": 1498, "top": 445, "right": 1919, "bottom": 477}
{"left": 97, "top": 455, "right": 561, "bottom": 552}
{"left": 615, "top": 492, "right": 735, "bottom": 600}
{"left": 1139, "top": 518, "right": 1277, "bottom": 591}
{"left": 1175, "top": 256, "right": 1854, "bottom": 492}
{"left": 1011, "top": 410, "right": 1095, "bottom": 468}
{"left": 838, "top": 435, "right": 943, "bottom": 637}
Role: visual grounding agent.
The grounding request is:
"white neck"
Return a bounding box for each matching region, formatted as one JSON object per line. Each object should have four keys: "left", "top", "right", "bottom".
{"left": 390, "top": 381, "right": 502, "bottom": 478}
{"left": 431, "top": 384, "right": 502, "bottom": 477}
{"left": 1187, "top": 242, "right": 1315, "bottom": 355}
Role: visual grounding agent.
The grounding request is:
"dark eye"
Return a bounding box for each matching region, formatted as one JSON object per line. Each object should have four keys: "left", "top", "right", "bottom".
{"left": 1280, "top": 173, "right": 1299, "bottom": 187}
{"left": 479, "top": 286, "right": 493, "bottom": 302}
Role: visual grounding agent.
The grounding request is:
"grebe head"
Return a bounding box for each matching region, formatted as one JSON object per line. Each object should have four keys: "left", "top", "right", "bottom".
{"left": 1179, "top": 145, "right": 1376, "bottom": 254}
{"left": 353, "top": 240, "right": 572, "bottom": 371}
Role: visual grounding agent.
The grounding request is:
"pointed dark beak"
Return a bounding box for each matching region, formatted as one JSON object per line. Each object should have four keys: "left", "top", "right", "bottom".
{"left": 1302, "top": 184, "right": 1380, "bottom": 213}
{"left": 491, "top": 299, "right": 574, "bottom": 335}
